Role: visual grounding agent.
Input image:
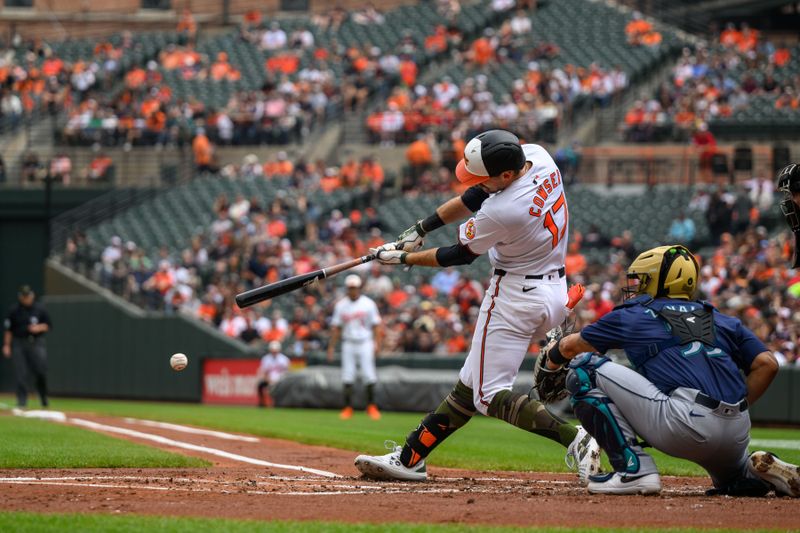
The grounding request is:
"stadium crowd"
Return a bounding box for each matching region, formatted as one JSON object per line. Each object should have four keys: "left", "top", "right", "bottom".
{"left": 367, "top": 25, "right": 628, "bottom": 146}
{"left": 624, "top": 23, "right": 799, "bottom": 143}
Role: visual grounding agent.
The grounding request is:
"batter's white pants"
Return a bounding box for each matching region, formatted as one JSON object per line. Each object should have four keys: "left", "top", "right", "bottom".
{"left": 459, "top": 270, "right": 569, "bottom": 415}
{"left": 341, "top": 339, "right": 377, "bottom": 385}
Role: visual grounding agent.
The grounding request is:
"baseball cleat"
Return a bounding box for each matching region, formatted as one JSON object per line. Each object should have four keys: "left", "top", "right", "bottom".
{"left": 366, "top": 404, "right": 381, "bottom": 420}
{"left": 339, "top": 406, "right": 354, "bottom": 420}
{"left": 354, "top": 440, "right": 427, "bottom": 481}
{"left": 587, "top": 472, "right": 662, "bottom": 495}
{"left": 565, "top": 425, "right": 602, "bottom": 485}
{"left": 748, "top": 451, "right": 800, "bottom": 497}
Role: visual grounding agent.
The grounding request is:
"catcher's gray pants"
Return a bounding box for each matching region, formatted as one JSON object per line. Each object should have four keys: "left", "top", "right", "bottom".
{"left": 570, "top": 357, "right": 754, "bottom": 488}
{"left": 11, "top": 337, "right": 49, "bottom": 408}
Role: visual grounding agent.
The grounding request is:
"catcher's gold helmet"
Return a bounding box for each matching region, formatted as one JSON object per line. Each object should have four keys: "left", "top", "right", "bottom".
{"left": 624, "top": 245, "right": 699, "bottom": 300}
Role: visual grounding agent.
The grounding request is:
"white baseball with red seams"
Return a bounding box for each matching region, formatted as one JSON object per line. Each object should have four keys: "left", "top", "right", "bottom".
{"left": 457, "top": 143, "right": 571, "bottom": 414}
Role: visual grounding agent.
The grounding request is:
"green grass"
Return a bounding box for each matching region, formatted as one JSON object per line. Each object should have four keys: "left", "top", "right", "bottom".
{"left": 6, "top": 396, "right": 799, "bottom": 477}
{"left": 0, "top": 416, "right": 208, "bottom": 469}
{"left": 0, "top": 512, "right": 786, "bottom": 533}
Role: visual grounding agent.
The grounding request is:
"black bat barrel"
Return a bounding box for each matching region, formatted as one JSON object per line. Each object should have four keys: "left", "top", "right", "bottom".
{"left": 235, "top": 270, "right": 324, "bottom": 308}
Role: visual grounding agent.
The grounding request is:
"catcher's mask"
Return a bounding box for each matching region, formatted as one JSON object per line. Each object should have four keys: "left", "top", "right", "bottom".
{"left": 623, "top": 245, "right": 699, "bottom": 301}
{"left": 777, "top": 163, "right": 800, "bottom": 232}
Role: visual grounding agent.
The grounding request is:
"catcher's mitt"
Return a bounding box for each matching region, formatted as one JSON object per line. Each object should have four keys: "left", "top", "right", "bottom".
{"left": 530, "top": 318, "right": 575, "bottom": 403}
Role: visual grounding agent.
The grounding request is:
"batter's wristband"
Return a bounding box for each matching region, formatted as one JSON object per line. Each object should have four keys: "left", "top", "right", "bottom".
{"left": 419, "top": 212, "right": 444, "bottom": 234}
{"left": 547, "top": 341, "right": 570, "bottom": 367}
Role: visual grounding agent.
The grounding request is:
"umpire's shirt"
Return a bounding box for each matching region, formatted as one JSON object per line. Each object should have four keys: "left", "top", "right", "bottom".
{"left": 4, "top": 302, "right": 51, "bottom": 343}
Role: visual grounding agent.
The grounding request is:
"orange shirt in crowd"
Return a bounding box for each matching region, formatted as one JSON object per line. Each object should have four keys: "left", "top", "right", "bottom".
{"left": 146, "top": 110, "right": 166, "bottom": 132}
{"left": 192, "top": 133, "right": 213, "bottom": 166}
{"left": 177, "top": 9, "right": 197, "bottom": 35}
{"left": 399, "top": 59, "right": 418, "bottom": 87}
{"left": 125, "top": 67, "right": 146, "bottom": 88}
{"left": 266, "top": 219, "right": 287, "bottom": 238}
{"left": 425, "top": 26, "right": 448, "bottom": 53}
{"left": 360, "top": 161, "right": 384, "bottom": 185}
{"left": 625, "top": 19, "right": 652, "bottom": 38}
{"left": 263, "top": 160, "right": 294, "bottom": 176}
{"left": 340, "top": 160, "right": 359, "bottom": 186}
{"left": 565, "top": 249, "right": 587, "bottom": 275}
{"left": 265, "top": 54, "right": 299, "bottom": 75}
{"left": 471, "top": 37, "right": 494, "bottom": 66}
{"left": 320, "top": 173, "right": 341, "bottom": 192}
{"left": 140, "top": 97, "right": 160, "bottom": 118}
{"left": 625, "top": 107, "right": 645, "bottom": 126}
{"left": 42, "top": 57, "right": 64, "bottom": 77}
{"left": 674, "top": 109, "right": 695, "bottom": 127}
{"left": 720, "top": 28, "right": 742, "bottom": 47}
{"left": 406, "top": 139, "right": 432, "bottom": 165}
{"left": 773, "top": 48, "right": 791, "bottom": 68}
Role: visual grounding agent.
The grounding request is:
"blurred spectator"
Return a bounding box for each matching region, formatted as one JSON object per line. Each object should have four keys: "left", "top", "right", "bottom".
{"left": 192, "top": 129, "right": 215, "bottom": 172}
{"left": 667, "top": 212, "right": 696, "bottom": 247}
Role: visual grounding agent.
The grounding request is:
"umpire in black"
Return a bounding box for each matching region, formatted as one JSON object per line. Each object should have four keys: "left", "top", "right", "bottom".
{"left": 2, "top": 285, "right": 51, "bottom": 408}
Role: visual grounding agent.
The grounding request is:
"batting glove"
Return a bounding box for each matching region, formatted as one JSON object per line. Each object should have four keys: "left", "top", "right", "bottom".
{"left": 396, "top": 221, "right": 425, "bottom": 252}
{"left": 370, "top": 243, "right": 408, "bottom": 265}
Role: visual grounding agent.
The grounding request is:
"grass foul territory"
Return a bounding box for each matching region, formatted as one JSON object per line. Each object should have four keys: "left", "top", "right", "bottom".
{"left": 17, "top": 397, "right": 800, "bottom": 476}
{"left": 0, "top": 416, "right": 208, "bottom": 469}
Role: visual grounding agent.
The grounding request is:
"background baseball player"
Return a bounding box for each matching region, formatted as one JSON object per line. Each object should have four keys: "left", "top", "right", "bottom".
{"left": 777, "top": 163, "right": 800, "bottom": 267}
{"left": 353, "top": 129, "right": 599, "bottom": 482}
{"left": 535, "top": 244, "right": 800, "bottom": 496}
{"left": 328, "top": 274, "right": 383, "bottom": 421}
{"left": 256, "top": 340, "right": 290, "bottom": 408}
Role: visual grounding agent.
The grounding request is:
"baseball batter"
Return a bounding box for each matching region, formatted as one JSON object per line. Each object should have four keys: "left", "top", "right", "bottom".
{"left": 328, "top": 274, "right": 383, "bottom": 421}
{"left": 537, "top": 245, "right": 800, "bottom": 496}
{"left": 354, "top": 129, "right": 600, "bottom": 482}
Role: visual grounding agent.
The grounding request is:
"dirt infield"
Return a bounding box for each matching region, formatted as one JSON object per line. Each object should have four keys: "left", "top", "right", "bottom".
{"left": 1, "top": 413, "right": 797, "bottom": 529}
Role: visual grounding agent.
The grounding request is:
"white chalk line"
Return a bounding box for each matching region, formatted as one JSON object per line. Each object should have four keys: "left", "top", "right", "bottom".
{"left": 122, "top": 418, "right": 259, "bottom": 443}
{"left": 749, "top": 439, "right": 800, "bottom": 450}
{"left": 69, "top": 418, "right": 340, "bottom": 479}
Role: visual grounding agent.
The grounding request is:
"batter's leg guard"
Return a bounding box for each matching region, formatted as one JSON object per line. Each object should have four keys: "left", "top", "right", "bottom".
{"left": 566, "top": 354, "right": 652, "bottom": 475}
{"left": 400, "top": 381, "right": 476, "bottom": 467}
{"left": 488, "top": 390, "right": 577, "bottom": 446}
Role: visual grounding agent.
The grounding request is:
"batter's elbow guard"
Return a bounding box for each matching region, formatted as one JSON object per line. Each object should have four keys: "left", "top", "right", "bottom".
{"left": 436, "top": 244, "right": 479, "bottom": 266}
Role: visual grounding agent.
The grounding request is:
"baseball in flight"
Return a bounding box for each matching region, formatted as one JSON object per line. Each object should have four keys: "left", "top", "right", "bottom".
{"left": 170, "top": 353, "right": 188, "bottom": 371}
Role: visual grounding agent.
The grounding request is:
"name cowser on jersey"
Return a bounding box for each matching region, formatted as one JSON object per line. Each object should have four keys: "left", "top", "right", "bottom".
{"left": 458, "top": 144, "right": 568, "bottom": 275}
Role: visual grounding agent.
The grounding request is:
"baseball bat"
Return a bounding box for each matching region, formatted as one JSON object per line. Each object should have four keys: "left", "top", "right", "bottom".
{"left": 235, "top": 253, "right": 376, "bottom": 308}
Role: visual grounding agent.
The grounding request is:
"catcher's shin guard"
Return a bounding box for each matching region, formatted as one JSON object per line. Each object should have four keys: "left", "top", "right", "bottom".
{"left": 566, "top": 354, "right": 640, "bottom": 474}
{"left": 400, "top": 381, "right": 476, "bottom": 468}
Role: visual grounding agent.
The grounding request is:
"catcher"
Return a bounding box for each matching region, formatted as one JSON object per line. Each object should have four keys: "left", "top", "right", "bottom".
{"left": 532, "top": 244, "right": 800, "bottom": 496}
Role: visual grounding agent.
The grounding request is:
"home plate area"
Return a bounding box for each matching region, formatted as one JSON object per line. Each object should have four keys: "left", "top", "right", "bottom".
{"left": 0, "top": 413, "right": 796, "bottom": 529}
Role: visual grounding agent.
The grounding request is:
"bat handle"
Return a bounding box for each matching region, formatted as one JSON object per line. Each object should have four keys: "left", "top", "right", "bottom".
{"left": 323, "top": 254, "right": 376, "bottom": 278}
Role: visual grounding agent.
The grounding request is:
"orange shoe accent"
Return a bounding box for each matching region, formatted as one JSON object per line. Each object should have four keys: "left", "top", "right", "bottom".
{"left": 366, "top": 404, "right": 381, "bottom": 420}
{"left": 409, "top": 450, "right": 421, "bottom": 467}
{"left": 567, "top": 283, "right": 586, "bottom": 310}
{"left": 339, "top": 406, "right": 354, "bottom": 420}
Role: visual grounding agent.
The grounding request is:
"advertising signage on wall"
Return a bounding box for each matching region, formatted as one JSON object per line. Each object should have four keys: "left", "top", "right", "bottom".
{"left": 202, "top": 359, "right": 261, "bottom": 405}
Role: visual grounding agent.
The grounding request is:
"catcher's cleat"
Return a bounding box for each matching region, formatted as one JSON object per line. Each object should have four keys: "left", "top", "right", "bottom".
{"left": 566, "top": 283, "right": 585, "bottom": 310}
{"left": 587, "top": 472, "right": 661, "bottom": 495}
{"left": 748, "top": 451, "right": 800, "bottom": 497}
{"left": 354, "top": 440, "right": 427, "bottom": 481}
{"left": 339, "top": 406, "right": 354, "bottom": 420}
{"left": 366, "top": 404, "right": 382, "bottom": 421}
{"left": 565, "top": 425, "right": 602, "bottom": 486}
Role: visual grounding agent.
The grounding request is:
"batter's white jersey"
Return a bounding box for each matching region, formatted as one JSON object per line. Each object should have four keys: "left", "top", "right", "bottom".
{"left": 458, "top": 143, "right": 568, "bottom": 275}
{"left": 331, "top": 295, "right": 381, "bottom": 341}
{"left": 454, "top": 143, "right": 571, "bottom": 414}
{"left": 259, "top": 352, "right": 290, "bottom": 383}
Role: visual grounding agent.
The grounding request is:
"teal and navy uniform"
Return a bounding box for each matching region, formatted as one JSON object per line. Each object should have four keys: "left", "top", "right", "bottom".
{"left": 566, "top": 295, "right": 770, "bottom": 494}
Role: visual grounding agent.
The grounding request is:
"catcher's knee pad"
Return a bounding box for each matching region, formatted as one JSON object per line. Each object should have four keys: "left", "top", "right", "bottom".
{"left": 567, "top": 357, "right": 639, "bottom": 474}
